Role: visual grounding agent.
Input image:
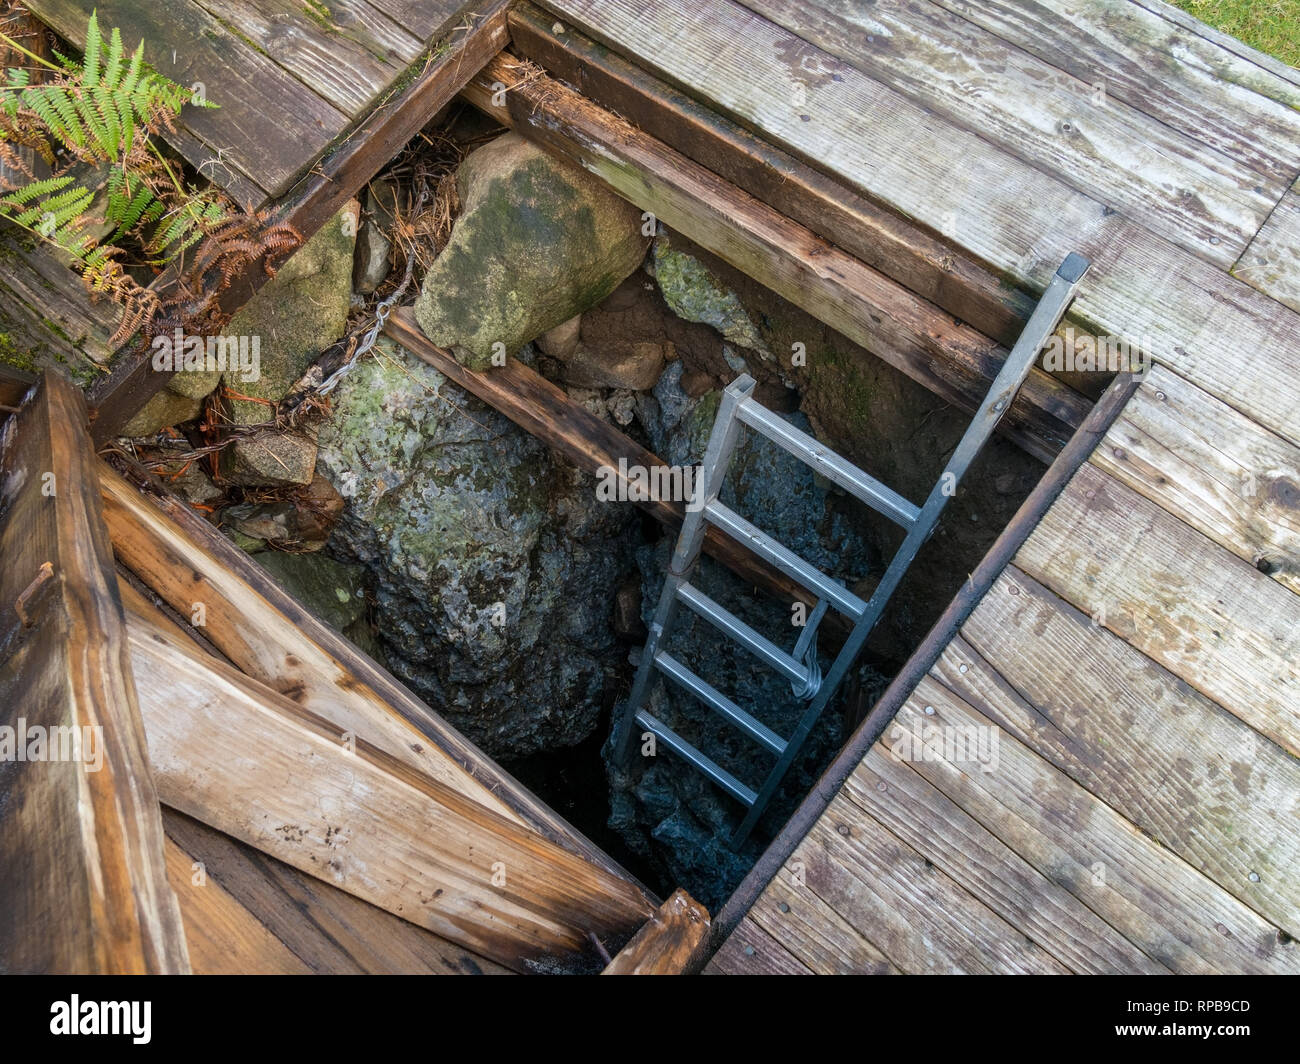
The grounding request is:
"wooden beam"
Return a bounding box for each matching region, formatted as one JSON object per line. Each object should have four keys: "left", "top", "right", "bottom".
{"left": 462, "top": 53, "right": 1089, "bottom": 464}
{"left": 86, "top": 1, "right": 511, "bottom": 444}
{"left": 123, "top": 594, "right": 654, "bottom": 973}
{"left": 602, "top": 889, "right": 710, "bottom": 974}
{"left": 384, "top": 309, "right": 848, "bottom": 638}
{"left": 163, "top": 808, "right": 513, "bottom": 975}
{"left": 0, "top": 371, "right": 189, "bottom": 973}
{"left": 96, "top": 458, "right": 635, "bottom": 880}
{"left": 507, "top": 2, "right": 1033, "bottom": 348}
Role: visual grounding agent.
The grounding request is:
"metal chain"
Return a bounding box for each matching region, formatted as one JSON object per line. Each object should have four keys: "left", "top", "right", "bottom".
{"left": 318, "top": 180, "right": 429, "bottom": 396}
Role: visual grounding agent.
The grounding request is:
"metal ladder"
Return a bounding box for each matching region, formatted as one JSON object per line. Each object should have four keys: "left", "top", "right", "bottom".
{"left": 612, "top": 253, "right": 1090, "bottom": 848}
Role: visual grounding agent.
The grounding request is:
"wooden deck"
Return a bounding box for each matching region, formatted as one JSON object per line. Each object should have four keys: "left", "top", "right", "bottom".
{"left": 513, "top": 0, "right": 1300, "bottom": 973}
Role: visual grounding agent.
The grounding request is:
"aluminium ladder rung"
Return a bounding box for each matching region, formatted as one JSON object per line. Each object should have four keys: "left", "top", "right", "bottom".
{"left": 735, "top": 398, "right": 920, "bottom": 529}
{"left": 675, "top": 582, "right": 808, "bottom": 684}
{"left": 654, "top": 650, "right": 787, "bottom": 755}
{"left": 634, "top": 710, "right": 757, "bottom": 806}
{"left": 704, "top": 500, "right": 867, "bottom": 620}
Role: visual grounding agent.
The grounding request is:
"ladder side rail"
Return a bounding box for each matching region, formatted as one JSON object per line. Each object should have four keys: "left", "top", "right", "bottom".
{"left": 728, "top": 253, "right": 1091, "bottom": 847}
{"left": 612, "top": 375, "right": 757, "bottom": 763}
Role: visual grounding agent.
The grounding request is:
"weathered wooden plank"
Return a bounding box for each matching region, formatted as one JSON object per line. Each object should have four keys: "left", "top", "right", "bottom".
{"left": 462, "top": 55, "right": 1090, "bottom": 463}
{"left": 125, "top": 603, "right": 654, "bottom": 973}
{"left": 387, "top": 309, "right": 851, "bottom": 637}
{"left": 98, "top": 459, "right": 633, "bottom": 879}
{"left": 745, "top": 864, "right": 898, "bottom": 975}
{"left": 27, "top": 0, "right": 348, "bottom": 198}
{"left": 935, "top": 0, "right": 1300, "bottom": 188}
{"left": 508, "top": 2, "right": 1034, "bottom": 349}
{"left": 164, "top": 808, "right": 511, "bottom": 975}
{"left": 0, "top": 372, "right": 189, "bottom": 974}
{"left": 791, "top": 812, "right": 1069, "bottom": 973}
{"left": 741, "top": 0, "right": 1275, "bottom": 264}
{"left": 1235, "top": 185, "right": 1300, "bottom": 314}
{"left": 364, "top": 0, "right": 473, "bottom": 42}
{"left": 0, "top": 227, "right": 117, "bottom": 385}
{"left": 1090, "top": 365, "right": 1300, "bottom": 595}
{"left": 189, "top": 0, "right": 423, "bottom": 116}
{"left": 163, "top": 834, "right": 309, "bottom": 975}
{"left": 602, "top": 889, "right": 710, "bottom": 974}
{"left": 841, "top": 743, "right": 1167, "bottom": 973}
{"left": 538, "top": 0, "right": 1300, "bottom": 446}
{"left": 86, "top": 2, "right": 510, "bottom": 443}
{"left": 1015, "top": 463, "right": 1300, "bottom": 756}
{"left": 1128, "top": 0, "right": 1300, "bottom": 92}
{"left": 893, "top": 674, "right": 1299, "bottom": 974}
{"left": 952, "top": 568, "right": 1300, "bottom": 938}
{"left": 704, "top": 917, "right": 813, "bottom": 974}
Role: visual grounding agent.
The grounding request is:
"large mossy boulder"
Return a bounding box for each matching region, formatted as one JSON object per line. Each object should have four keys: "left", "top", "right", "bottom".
{"left": 316, "top": 337, "right": 638, "bottom": 758}
{"left": 414, "top": 132, "right": 649, "bottom": 370}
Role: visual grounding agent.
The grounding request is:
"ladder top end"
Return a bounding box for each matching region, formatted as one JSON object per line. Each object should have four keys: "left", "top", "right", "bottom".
{"left": 1057, "top": 252, "right": 1091, "bottom": 284}
{"left": 726, "top": 373, "right": 757, "bottom": 396}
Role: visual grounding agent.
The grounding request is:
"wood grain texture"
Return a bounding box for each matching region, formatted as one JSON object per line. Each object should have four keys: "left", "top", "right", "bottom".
{"left": 744, "top": 863, "right": 897, "bottom": 974}
{"left": 1015, "top": 463, "right": 1300, "bottom": 756}
{"left": 603, "top": 889, "right": 710, "bottom": 974}
{"left": 164, "top": 809, "right": 511, "bottom": 975}
{"left": 704, "top": 916, "right": 813, "bottom": 974}
{"left": 786, "top": 812, "right": 1069, "bottom": 973}
{"left": 163, "top": 835, "right": 309, "bottom": 975}
{"left": 890, "top": 675, "right": 1298, "bottom": 973}
{"left": 189, "top": 0, "right": 423, "bottom": 116}
{"left": 1235, "top": 185, "right": 1300, "bottom": 315}
{"left": 935, "top": 0, "right": 1300, "bottom": 189}
{"left": 1128, "top": 0, "right": 1300, "bottom": 91}
{"left": 1090, "top": 364, "right": 1300, "bottom": 595}
{"left": 507, "top": 2, "right": 1034, "bottom": 349}
{"left": 841, "top": 744, "right": 1166, "bottom": 973}
{"left": 538, "top": 0, "right": 1300, "bottom": 447}
{"left": 462, "top": 54, "right": 1089, "bottom": 463}
{"left": 26, "top": 0, "right": 347, "bottom": 198}
{"left": 0, "top": 373, "right": 188, "bottom": 974}
{"left": 952, "top": 568, "right": 1300, "bottom": 938}
{"left": 742, "top": 0, "right": 1275, "bottom": 264}
{"left": 125, "top": 603, "right": 654, "bottom": 973}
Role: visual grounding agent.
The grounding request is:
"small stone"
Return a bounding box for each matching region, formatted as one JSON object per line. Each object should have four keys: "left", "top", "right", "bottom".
{"left": 354, "top": 178, "right": 404, "bottom": 295}
{"left": 558, "top": 341, "right": 667, "bottom": 391}
{"left": 679, "top": 368, "right": 713, "bottom": 398}
{"left": 1249, "top": 871, "right": 1261, "bottom": 882}
{"left": 536, "top": 314, "right": 582, "bottom": 361}
{"left": 221, "top": 423, "right": 318, "bottom": 487}
{"left": 777, "top": 902, "right": 790, "bottom": 913}
{"left": 613, "top": 579, "right": 646, "bottom": 640}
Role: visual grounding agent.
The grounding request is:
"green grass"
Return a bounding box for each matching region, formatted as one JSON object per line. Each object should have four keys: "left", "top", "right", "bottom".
{"left": 1173, "top": 0, "right": 1300, "bottom": 67}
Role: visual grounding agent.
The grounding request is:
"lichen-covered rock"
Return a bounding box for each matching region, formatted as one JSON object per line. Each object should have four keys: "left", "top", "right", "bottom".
{"left": 649, "top": 233, "right": 769, "bottom": 357}
{"left": 316, "top": 336, "right": 638, "bottom": 758}
{"left": 222, "top": 203, "right": 358, "bottom": 424}
{"left": 414, "top": 133, "right": 649, "bottom": 370}
{"left": 252, "top": 550, "right": 367, "bottom": 634}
